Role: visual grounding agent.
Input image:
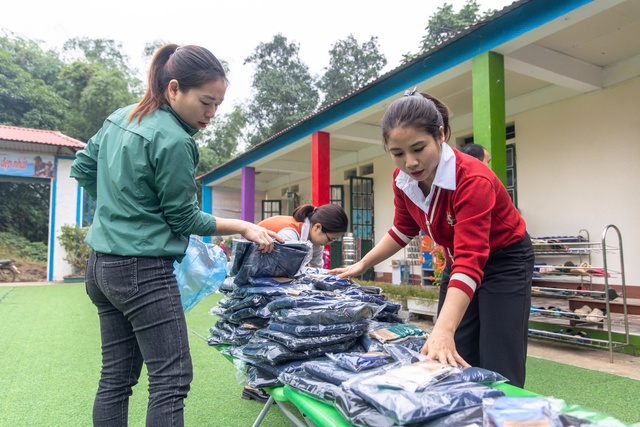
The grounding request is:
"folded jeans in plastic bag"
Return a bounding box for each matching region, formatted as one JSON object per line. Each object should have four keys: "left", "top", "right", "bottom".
{"left": 173, "top": 236, "right": 227, "bottom": 313}
{"left": 232, "top": 241, "right": 312, "bottom": 285}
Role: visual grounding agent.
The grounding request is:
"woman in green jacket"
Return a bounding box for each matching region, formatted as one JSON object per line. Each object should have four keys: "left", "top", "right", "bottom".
{"left": 71, "top": 44, "right": 281, "bottom": 426}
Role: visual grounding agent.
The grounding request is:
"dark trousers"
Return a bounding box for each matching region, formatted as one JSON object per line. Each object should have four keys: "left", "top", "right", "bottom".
{"left": 438, "top": 233, "right": 534, "bottom": 388}
{"left": 85, "top": 250, "right": 192, "bottom": 427}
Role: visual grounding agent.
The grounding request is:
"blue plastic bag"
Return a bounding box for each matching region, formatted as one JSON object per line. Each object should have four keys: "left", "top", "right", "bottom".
{"left": 173, "top": 236, "right": 227, "bottom": 313}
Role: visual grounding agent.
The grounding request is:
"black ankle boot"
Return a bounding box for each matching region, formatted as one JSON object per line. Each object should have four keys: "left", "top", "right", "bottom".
{"left": 241, "top": 386, "right": 270, "bottom": 404}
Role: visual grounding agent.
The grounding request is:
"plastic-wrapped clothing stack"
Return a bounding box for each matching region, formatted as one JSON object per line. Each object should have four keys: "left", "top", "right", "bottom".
{"left": 207, "top": 240, "right": 626, "bottom": 426}
{"left": 207, "top": 239, "right": 408, "bottom": 389}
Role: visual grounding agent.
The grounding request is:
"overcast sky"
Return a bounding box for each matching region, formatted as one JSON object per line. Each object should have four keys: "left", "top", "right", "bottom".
{"left": 1, "top": 0, "right": 513, "bottom": 115}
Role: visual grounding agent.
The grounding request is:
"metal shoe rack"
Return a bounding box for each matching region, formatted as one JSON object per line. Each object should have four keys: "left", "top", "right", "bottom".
{"left": 527, "top": 225, "right": 637, "bottom": 362}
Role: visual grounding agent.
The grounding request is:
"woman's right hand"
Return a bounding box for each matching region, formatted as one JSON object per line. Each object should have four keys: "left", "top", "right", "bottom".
{"left": 241, "top": 223, "right": 284, "bottom": 253}
{"left": 327, "top": 261, "right": 367, "bottom": 279}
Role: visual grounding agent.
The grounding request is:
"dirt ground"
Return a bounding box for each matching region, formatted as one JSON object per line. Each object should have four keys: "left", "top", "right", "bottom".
{"left": 9, "top": 259, "right": 47, "bottom": 282}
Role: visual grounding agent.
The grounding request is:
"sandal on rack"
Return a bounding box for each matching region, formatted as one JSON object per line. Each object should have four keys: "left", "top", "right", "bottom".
{"left": 586, "top": 308, "right": 604, "bottom": 322}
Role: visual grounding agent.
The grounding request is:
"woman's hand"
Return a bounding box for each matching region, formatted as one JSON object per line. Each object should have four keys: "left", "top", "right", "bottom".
{"left": 420, "top": 286, "right": 471, "bottom": 368}
{"left": 327, "top": 261, "right": 367, "bottom": 279}
{"left": 241, "top": 223, "right": 284, "bottom": 253}
{"left": 420, "top": 327, "right": 470, "bottom": 368}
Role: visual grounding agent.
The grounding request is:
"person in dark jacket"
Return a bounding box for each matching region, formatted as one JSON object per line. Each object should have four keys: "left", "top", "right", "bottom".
{"left": 330, "top": 91, "right": 533, "bottom": 388}
{"left": 71, "top": 44, "right": 282, "bottom": 426}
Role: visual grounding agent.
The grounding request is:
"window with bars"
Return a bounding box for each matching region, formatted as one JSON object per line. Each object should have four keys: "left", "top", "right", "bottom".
{"left": 261, "top": 200, "right": 281, "bottom": 220}
{"left": 330, "top": 185, "right": 344, "bottom": 207}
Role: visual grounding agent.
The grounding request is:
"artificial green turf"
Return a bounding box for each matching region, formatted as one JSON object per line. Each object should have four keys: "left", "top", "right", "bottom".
{"left": 1, "top": 284, "right": 638, "bottom": 426}
{"left": 525, "top": 356, "right": 640, "bottom": 424}
{"left": 0, "top": 284, "right": 292, "bottom": 426}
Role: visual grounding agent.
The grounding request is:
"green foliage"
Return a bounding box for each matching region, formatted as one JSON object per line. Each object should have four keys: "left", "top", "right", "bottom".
{"left": 0, "top": 231, "right": 47, "bottom": 263}
{"left": 317, "top": 34, "right": 387, "bottom": 106}
{"left": 0, "top": 32, "right": 141, "bottom": 141}
{"left": 244, "top": 34, "right": 319, "bottom": 147}
{"left": 0, "top": 182, "right": 50, "bottom": 243}
{"left": 197, "top": 104, "right": 246, "bottom": 169}
{"left": 0, "top": 46, "right": 68, "bottom": 129}
{"left": 402, "top": 0, "right": 496, "bottom": 62}
{"left": 57, "top": 224, "right": 91, "bottom": 275}
{"left": 0, "top": 31, "right": 63, "bottom": 85}
{"left": 354, "top": 279, "right": 439, "bottom": 303}
{"left": 74, "top": 67, "right": 138, "bottom": 140}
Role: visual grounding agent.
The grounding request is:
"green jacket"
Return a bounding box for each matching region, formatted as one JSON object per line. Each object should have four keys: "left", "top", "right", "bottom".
{"left": 70, "top": 104, "right": 216, "bottom": 260}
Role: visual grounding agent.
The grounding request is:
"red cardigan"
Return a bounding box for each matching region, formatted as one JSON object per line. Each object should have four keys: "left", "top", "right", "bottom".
{"left": 388, "top": 147, "right": 526, "bottom": 299}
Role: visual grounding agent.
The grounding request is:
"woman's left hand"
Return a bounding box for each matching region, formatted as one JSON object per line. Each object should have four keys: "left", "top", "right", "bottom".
{"left": 241, "top": 223, "right": 284, "bottom": 253}
{"left": 420, "top": 327, "right": 471, "bottom": 368}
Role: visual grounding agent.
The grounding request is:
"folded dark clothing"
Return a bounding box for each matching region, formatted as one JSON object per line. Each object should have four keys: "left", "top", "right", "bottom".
{"left": 348, "top": 376, "right": 504, "bottom": 425}
{"left": 279, "top": 371, "right": 395, "bottom": 427}
{"left": 255, "top": 328, "right": 363, "bottom": 351}
{"left": 231, "top": 286, "right": 293, "bottom": 299}
{"left": 270, "top": 301, "right": 382, "bottom": 325}
{"left": 241, "top": 337, "right": 358, "bottom": 365}
{"left": 234, "top": 241, "right": 310, "bottom": 285}
{"left": 267, "top": 320, "right": 369, "bottom": 337}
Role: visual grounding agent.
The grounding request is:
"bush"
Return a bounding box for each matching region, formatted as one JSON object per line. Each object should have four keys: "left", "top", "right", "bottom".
{"left": 0, "top": 231, "right": 48, "bottom": 263}
{"left": 353, "top": 279, "right": 439, "bottom": 303}
{"left": 57, "top": 224, "right": 91, "bottom": 275}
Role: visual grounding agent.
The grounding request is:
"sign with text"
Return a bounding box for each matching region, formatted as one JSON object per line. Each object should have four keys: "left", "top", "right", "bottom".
{"left": 0, "top": 151, "right": 55, "bottom": 178}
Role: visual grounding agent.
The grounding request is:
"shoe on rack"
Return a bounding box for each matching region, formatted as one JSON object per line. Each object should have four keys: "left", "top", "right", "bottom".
{"left": 241, "top": 386, "right": 270, "bottom": 404}
{"left": 574, "top": 305, "right": 592, "bottom": 315}
{"left": 586, "top": 308, "right": 604, "bottom": 322}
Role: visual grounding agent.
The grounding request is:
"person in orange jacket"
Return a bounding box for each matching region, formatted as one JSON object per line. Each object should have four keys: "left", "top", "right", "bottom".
{"left": 258, "top": 203, "right": 349, "bottom": 268}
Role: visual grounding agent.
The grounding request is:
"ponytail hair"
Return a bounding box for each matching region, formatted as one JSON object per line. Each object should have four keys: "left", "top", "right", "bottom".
{"left": 292, "top": 203, "right": 348, "bottom": 233}
{"left": 129, "top": 44, "right": 228, "bottom": 123}
{"left": 381, "top": 91, "right": 451, "bottom": 148}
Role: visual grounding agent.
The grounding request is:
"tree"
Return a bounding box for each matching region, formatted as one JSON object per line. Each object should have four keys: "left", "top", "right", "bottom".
{"left": 0, "top": 182, "right": 50, "bottom": 243}
{"left": 402, "top": 0, "right": 496, "bottom": 62}
{"left": 197, "top": 104, "right": 246, "bottom": 171}
{"left": 56, "top": 38, "right": 140, "bottom": 141}
{"left": 70, "top": 66, "right": 138, "bottom": 141}
{"left": 317, "top": 34, "right": 387, "bottom": 106}
{"left": 244, "top": 34, "right": 319, "bottom": 147}
{"left": 0, "top": 31, "right": 63, "bottom": 86}
{"left": 0, "top": 34, "right": 68, "bottom": 129}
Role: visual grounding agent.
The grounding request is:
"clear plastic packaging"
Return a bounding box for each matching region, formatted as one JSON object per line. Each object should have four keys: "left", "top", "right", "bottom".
{"left": 326, "top": 351, "right": 395, "bottom": 372}
{"left": 254, "top": 328, "right": 363, "bottom": 352}
{"left": 173, "top": 236, "right": 227, "bottom": 313}
{"left": 266, "top": 319, "right": 369, "bottom": 337}
{"left": 483, "top": 396, "right": 562, "bottom": 427}
{"left": 231, "top": 240, "right": 312, "bottom": 285}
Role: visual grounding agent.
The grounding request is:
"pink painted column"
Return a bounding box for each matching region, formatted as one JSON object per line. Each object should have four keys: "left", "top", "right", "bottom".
{"left": 311, "top": 131, "right": 330, "bottom": 206}
{"left": 241, "top": 166, "right": 255, "bottom": 222}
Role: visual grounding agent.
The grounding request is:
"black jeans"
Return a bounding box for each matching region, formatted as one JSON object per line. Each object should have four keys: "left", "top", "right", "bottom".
{"left": 85, "top": 250, "right": 192, "bottom": 427}
{"left": 438, "top": 233, "right": 534, "bottom": 388}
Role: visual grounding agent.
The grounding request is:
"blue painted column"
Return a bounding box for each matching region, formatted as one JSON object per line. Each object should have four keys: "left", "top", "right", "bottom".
{"left": 201, "top": 184, "right": 213, "bottom": 243}
{"left": 241, "top": 166, "right": 255, "bottom": 223}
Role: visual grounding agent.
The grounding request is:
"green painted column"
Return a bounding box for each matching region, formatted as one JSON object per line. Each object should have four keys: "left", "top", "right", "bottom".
{"left": 472, "top": 51, "right": 507, "bottom": 185}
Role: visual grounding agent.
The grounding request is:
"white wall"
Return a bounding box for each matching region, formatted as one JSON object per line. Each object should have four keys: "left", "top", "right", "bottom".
{"left": 513, "top": 77, "right": 640, "bottom": 284}
{"left": 50, "top": 158, "right": 79, "bottom": 280}
{"left": 210, "top": 186, "right": 266, "bottom": 224}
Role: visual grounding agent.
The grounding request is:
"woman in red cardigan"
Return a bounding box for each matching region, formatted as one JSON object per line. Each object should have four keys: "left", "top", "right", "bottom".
{"left": 331, "top": 91, "right": 534, "bottom": 388}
